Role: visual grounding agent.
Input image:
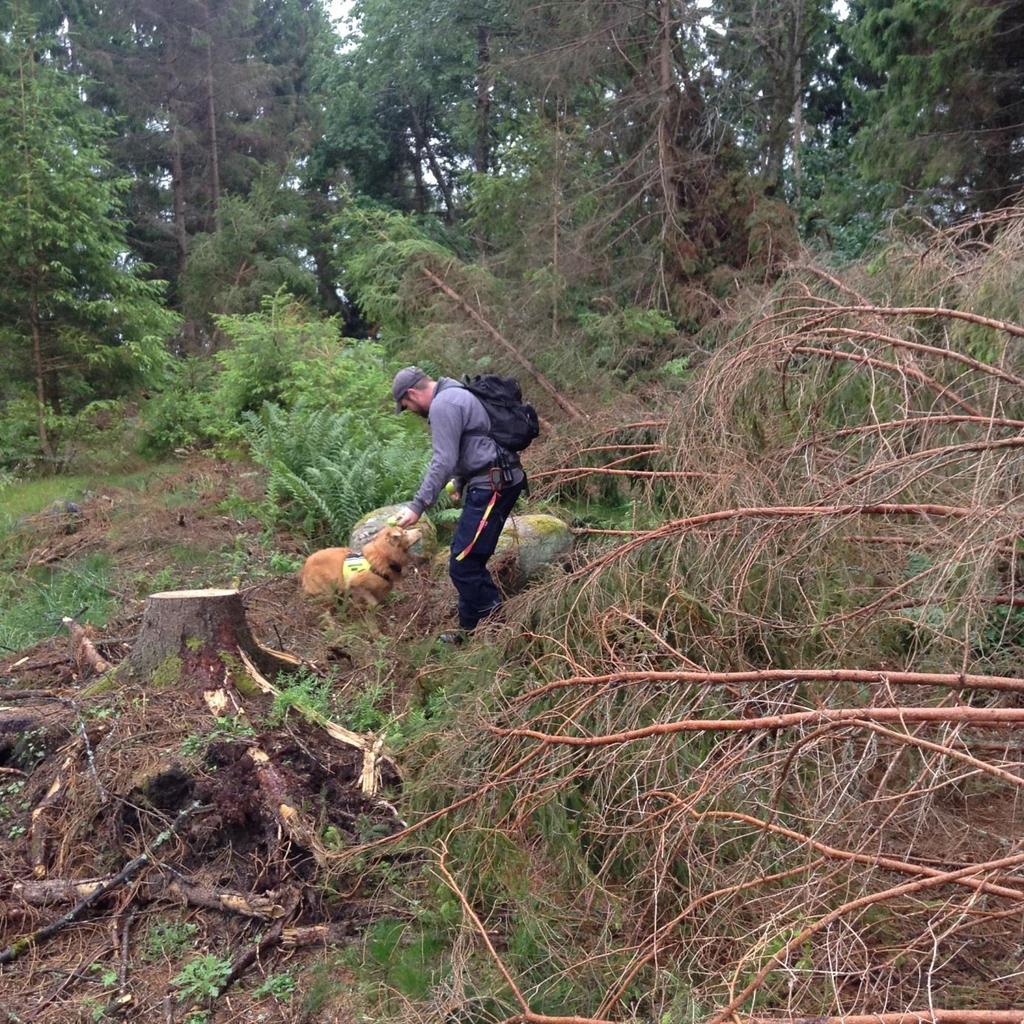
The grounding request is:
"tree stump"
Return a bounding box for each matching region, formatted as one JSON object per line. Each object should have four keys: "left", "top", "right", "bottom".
{"left": 125, "top": 589, "right": 279, "bottom": 686}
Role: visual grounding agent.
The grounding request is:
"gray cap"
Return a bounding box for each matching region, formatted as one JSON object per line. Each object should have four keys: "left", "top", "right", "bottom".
{"left": 392, "top": 365, "right": 427, "bottom": 412}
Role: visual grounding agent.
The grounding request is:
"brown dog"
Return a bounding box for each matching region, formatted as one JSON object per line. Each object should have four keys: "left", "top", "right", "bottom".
{"left": 299, "top": 525, "right": 423, "bottom": 607}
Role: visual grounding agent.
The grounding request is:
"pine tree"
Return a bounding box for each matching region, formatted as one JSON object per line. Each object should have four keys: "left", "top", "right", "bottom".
{"left": 0, "top": 14, "right": 177, "bottom": 458}
{"left": 851, "top": 0, "right": 1024, "bottom": 216}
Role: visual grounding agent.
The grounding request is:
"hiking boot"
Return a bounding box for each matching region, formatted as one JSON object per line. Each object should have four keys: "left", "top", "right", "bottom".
{"left": 437, "top": 630, "right": 467, "bottom": 646}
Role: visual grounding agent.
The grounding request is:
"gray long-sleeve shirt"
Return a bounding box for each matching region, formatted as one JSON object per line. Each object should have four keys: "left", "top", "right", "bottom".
{"left": 408, "top": 377, "right": 524, "bottom": 515}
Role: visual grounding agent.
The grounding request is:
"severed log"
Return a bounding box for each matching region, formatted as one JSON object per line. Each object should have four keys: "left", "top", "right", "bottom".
{"left": 0, "top": 800, "right": 202, "bottom": 965}
{"left": 281, "top": 922, "right": 361, "bottom": 949}
{"left": 166, "top": 877, "right": 287, "bottom": 920}
{"left": 248, "top": 746, "right": 328, "bottom": 867}
{"left": 15, "top": 873, "right": 287, "bottom": 922}
{"left": 63, "top": 617, "right": 111, "bottom": 676}
{"left": 13, "top": 875, "right": 115, "bottom": 906}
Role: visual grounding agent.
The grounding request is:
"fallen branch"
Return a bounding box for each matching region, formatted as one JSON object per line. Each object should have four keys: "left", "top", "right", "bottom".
{"left": 794, "top": 302, "right": 1024, "bottom": 339}
{"left": 29, "top": 742, "right": 83, "bottom": 878}
{"left": 436, "top": 839, "right": 615, "bottom": 1024}
{"left": 12, "top": 875, "right": 115, "bottom": 906}
{"left": 750, "top": 1014, "right": 1024, "bottom": 1024}
{"left": 62, "top": 617, "right": 111, "bottom": 676}
{"left": 491, "top": 706, "right": 1024, "bottom": 748}
{"left": 791, "top": 346, "right": 982, "bottom": 417}
{"left": 576, "top": 502, "right": 981, "bottom": 576}
{"left": 418, "top": 264, "right": 585, "bottom": 421}
{"left": 662, "top": 801, "right": 1024, "bottom": 902}
{"left": 167, "top": 877, "right": 288, "bottom": 920}
{"left": 281, "top": 922, "right": 361, "bottom": 948}
{"left": 706, "top": 848, "right": 1024, "bottom": 1024}
{"left": 0, "top": 800, "right": 202, "bottom": 965}
{"left": 518, "top": 667, "right": 1024, "bottom": 705}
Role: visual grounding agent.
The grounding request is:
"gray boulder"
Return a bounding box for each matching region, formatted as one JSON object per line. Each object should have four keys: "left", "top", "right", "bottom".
{"left": 350, "top": 505, "right": 439, "bottom": 558}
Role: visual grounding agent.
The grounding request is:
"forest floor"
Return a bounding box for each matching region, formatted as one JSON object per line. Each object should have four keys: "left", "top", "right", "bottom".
{"left": 0, "top": 454, "right": 471, "bottom": 1023}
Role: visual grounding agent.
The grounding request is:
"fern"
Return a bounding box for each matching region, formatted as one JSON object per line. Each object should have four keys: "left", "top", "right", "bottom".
{"left": 243, "top": 400, "right": 429, "bottom": 541}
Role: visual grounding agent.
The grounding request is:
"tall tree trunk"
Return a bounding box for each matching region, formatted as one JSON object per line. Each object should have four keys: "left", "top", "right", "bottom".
{"left": 203, "top": 14, "right": 221, "bottom": 232}
{"left": 656, "top": 0, "right": 682, "bottom": 292}
{"left": 171, "top": 123, "right": 188, "bottom": 282}
{"left": 474, "top": 25, "right": 491, "bottom": 174}
{"left": 29, "top": 292, "right": 52, "bottom": 458}
{"left": 408, "top": 103, "right": 455, "bottom": 221}
{"left": 412, "top": 143, "right": 426, "bottom": 213}
{"left": 791, "top": 53, "right": 803, "bottom": 200}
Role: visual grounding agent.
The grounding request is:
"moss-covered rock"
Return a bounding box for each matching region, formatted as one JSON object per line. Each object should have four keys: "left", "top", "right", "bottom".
{"left": 494, "top": 514, "right": 573, "bottom": 577}
{"left": 429, "top": 513, "right": 573, "bottom": 581}
{"left": 349, "top": 504, "right": 439, "bottom": 558}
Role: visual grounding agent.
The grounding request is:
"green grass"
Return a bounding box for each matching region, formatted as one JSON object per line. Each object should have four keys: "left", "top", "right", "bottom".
{"left": 0, "top": 552, "right": 117, "bottom": 652}
{"left": 0, "top": 464, "right": 177, "bottom": 538}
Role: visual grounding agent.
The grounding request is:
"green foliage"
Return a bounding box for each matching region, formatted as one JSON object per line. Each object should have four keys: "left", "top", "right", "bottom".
{"left": 210, "top": 292, "right": 341, "bottom": 431}
{"left": 332, "top": 199, "right": 467, "bottom": 334}
{"left": 0, "top": 553, "right": 115, "bottom": 653}
{"left": 364, "top": 919, "right": 449, "bottom": 1000}
{"left": 268, "top": 667, "right": 336, "bottom": 726}
{"left": 851, "top": 0, "right": 1024, "bottom": 216}
{"left": 171, "top": 954, "right": 233, "bottom": 1002}
{"left": 251, "top": 972, "right": 296, "bottom": 1002}
{"left": 577, "top": 306, "right": 679, "bottom": 379}
{"left": 142, "top": 920, "right": 200, "bottom": 962}
{"left": 0, "top": 15, "right": 177, "bottom": 462}
{"left": 180, "top": 716, "right": 255, "bottom": 757}
{"left": 179, "top": 178, "right": 318, "bottom": 326}
{"left": 243, "top": 399, "right": 427, "bottom": 540}
{"left": 139, "top": 293, "right": 413, "bottom": 456}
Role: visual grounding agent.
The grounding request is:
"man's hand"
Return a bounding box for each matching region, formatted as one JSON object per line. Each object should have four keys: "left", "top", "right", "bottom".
{"left": 395, "top": 507, "right": 421, "bottom": 528}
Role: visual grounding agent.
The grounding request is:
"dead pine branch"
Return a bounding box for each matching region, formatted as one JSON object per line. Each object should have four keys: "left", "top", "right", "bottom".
{"left": 750, "top": 1014, "right": 1024, "bottom": 1024}
{"left": 517, "top": 667, "right": 1024, "bottom": 705}
{"left": 705, "top": 848, "right": 1024, "bottom": 1024}
{"left": 417, "top": 263, "right": 585, "bottom": 422}
{"left": 29, "top": 740, "right": 83, "bottom": 878}
{"left": 491, "top": 706, "right": 1024, "bottom": 747}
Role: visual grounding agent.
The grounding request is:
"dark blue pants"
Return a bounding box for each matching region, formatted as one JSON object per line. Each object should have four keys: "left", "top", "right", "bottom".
{"left": 449, "top": 477, "right": 526, "bottom": 631}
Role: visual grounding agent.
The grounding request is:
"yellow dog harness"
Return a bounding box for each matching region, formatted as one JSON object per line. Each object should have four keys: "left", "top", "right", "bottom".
{"left": 342, "top": 554, "right": 371, "bottom": 584}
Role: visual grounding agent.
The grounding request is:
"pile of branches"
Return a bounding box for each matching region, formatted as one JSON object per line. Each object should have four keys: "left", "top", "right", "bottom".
{"left": 0, "top": 631, "right": 403, "bottom": 1022}
{"left": 381, "top": 209, "right": 1024, "bottom": 1022}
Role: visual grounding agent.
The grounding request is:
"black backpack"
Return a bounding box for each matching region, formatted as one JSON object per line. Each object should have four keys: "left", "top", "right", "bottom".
{"left": 462, "top": 373, "right": 540, "bottom": 455}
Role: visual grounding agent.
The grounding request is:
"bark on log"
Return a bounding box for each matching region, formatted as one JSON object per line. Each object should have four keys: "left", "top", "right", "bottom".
{"left": 63, "top": 617, "right": 111, "bottom": 676}
{"left": 281, "top": 922, "right": 360, "bottom": 948}
{"left": 166, "top": 878, "right": 287, "bottom": 920}
{"left": 12, "top": 876, "right": 114, "bottom": 906}
{"left": 125, "top": 589, "right": 278, "bottom": 685}
{"left": 29, "top": 742, "right": 82, "bottom": 878}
